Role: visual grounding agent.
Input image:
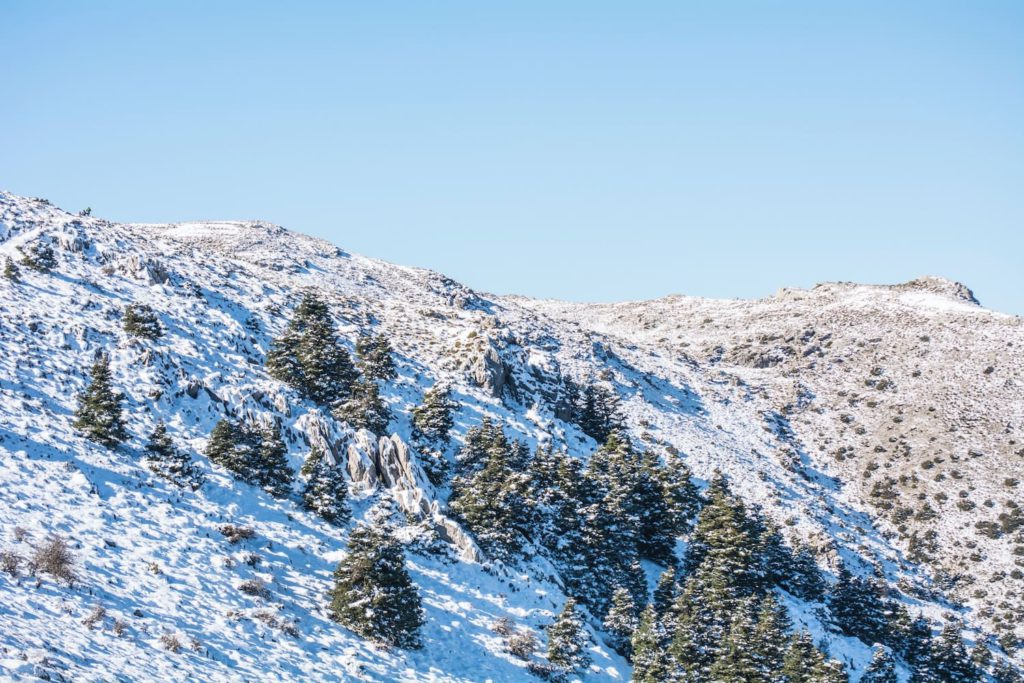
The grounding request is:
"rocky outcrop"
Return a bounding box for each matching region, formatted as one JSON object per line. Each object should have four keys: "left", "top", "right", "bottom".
{"left": 469, "top": 343, "right": 511, "bottom": 398}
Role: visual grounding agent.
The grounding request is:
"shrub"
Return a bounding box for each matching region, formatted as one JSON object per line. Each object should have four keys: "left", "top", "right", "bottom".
{"left": 508, "top": 630, "right": 539, "bottom": 660}
{"left": 82, "top": 605, "right": 106, "bottom": 628}
{"left": 160, "top": 633, "right": 183, "bottom": 653}
{"left": 238, "top": 578, "right": 271, "bottom": 599}
{"left": 0, "top": 549, "right": 22, "bottom": 576}
{"left": 219, "top": 524, "right": 255, "bottom": 544}
{"left": 30, "top": 536, "right": 76, "bottom": 584}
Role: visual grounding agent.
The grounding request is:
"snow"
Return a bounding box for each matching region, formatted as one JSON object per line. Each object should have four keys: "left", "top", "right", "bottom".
{"left": 0, "top": 189, "right": 1020, "bottom": 679}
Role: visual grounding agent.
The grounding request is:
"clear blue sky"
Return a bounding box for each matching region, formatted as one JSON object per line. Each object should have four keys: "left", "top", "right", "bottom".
{"left": 2, "top": 2, "right": 1022, "bottom": 314}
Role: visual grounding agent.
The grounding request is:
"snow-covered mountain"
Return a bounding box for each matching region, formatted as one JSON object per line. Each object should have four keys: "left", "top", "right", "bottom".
{"left": 0, "top": 190, "right": 1020, "bottom": 681}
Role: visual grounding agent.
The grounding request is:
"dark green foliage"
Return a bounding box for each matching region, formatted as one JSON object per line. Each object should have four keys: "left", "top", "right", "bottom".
{"left": 355, "top": 333, "right": 397, "bottom": 381}
{"left": 861, "top": 646, "right": 898, "bottom": 683}
{"left": 300, "top": 446, "right": 351, "bottom": 525}
{"left": 73, "top": 355, "right": 127, "bottom": 449}
{"left": 205, "top": 419, "right": 293, "bottom": 497}
{"left": 653, "top": 566, "right": 677, "bottom": 618}
{"left": 144, "top": 421, "right": 204, "bottom": 489}
{"left": 660, "top": 454, "right": 701, "bottom": 536}
{"left": 456, "top": 417, "right": 508, "bottom": 476}
{"left": 827, "top": 565, "right": 889, "bottom": 645}
{"left": 779, "top": 630, "right": 844, "bottom": 683}
{"left": 123, "top": 303, "right": 163, "bottom": 340}
{"left": 603, "top": 587, "right": 639, "bottom": 658}
{"left": 411, "top": 384, "right": 457, "bottom": 445}
{"left": 20, "top": 242, "right": 56, "bottom": 272}
{"left": 709, "top": 599, "right": 761, "bottom": 683}
{"left": 266, "top": 290, "right": 357, "bottom": 405}
{"left": 334, "top": 378, "right": 391, "bottom": 436}
{"left": 449, "top": 422, "right": 533, "bottom": 561}
{"left": 577, "top": 382, "right": 623, "bottom": 443}
{"left": 252, "top": 425, "right": 294, "bottom": 498}
{"left": 3, "top": 257, "right": 20, "bottom": 281}
{"left": 631, "top": 605, "right": 670, "bottom": 683}
{"left": 751, "top": 593, "right": 791, "bottom": 677}
{"left": 929, "top": 622, "right": 979, "bottom": 682}
{"left": 780, "top": 542, "right": 827, "bottom": 601}
{"left": 547, "top": 598, "right": 590, "bottom": 673}
{"left": 905, "top": 616, "right": 936, "bottom": 682}
{"left": 328, "top": 522, "right": 424, "bottom": 648}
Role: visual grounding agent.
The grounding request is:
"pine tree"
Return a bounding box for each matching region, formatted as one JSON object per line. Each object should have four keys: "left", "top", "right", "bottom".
{"left": 780, "top": 541, "right": 826, "bottom": 601}
{"left": 144, "top": 421, "right": 204, "bottom": 489}
{"left": 577, "top": 382, "right": 623, "bottom": 443}
{"left": 334, "top": 378, "right": 391, "bottom": 436}
{"left": 603, "top": 587, "right": 639, "bottom": 658}
{"left": 653, "top": 566, "right": 678, "bottom": 618}
{"left": 547, "top": 598, "right": 590, "bottom": 673}
{"left": 751, "top": 593, "right": 791, "bottom": 678}
{"left": 660, "top": 453, "right": 701, "bottom": 535}
{"left": 3, "top": 257, "right": 20, "bottom": 281}
{"left": 709, "top": 600, "right": 761, "bottom": 683}
{"left": 19, "top": 242, "right": 56, "bottom": 272}
{"left": 905, "top": 616, "right": 937, "bottom": 683}
{"left": 861, "top": 646, "right": 897, "bottom": 683}
{"left": 73, "top": 355, "right": 127, "bottom": 449}
{"left": 300, "top": 445, "right": 350, "bottom": 524}
{"left": 123, "top": 303, "right": 163, "bottom": 340}
{"left": 411, "top": 383, "right": 457, "bottom": 445}
{"left": 328, "top": 522, "right": 424, "bottom": 648}
{"left": 266, "top": 290, "right": 357, "bottom": 405}
{"left": 449, "top": 431, "right": 532, "bottom": 562}
{"left": 631, "top": 605, "right": 670, "bottom": 682}
{"left": 930, "top": 622, "right": 979, "bottom": 682}
{"left": 205, "top": 418, "right": 251, "bottom": 474}
{"left": 253, "top": 425, "right": 294, "bottom": 498}
{"left": 355, "top": 333, "right": 397, "bottom": 381}
{"left": 779, "top": 630, "right": 834, "bottom": 683}
{"left": 827, "top": 565, "right": 888, "bottom": 645}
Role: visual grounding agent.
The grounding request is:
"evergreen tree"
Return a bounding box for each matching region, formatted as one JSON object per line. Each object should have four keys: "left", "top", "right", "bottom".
{"left": 577, "top": 382, "right": 623, "bottom": 443}
{"left": 547, "top": 598, "right": 590, "bottom": 673}
{"left": 994, "top": 661, "right": 1024, "bottom": 683}
{"left": 20, "top": 242, "right": 56, "bottom": 272}
{"left": 328, "top": 522, "right": 424, "bottom": 648}
{"left": 411, "top": 383, "right": 457, "bottom": 445}
{"left": 660, "top": 454, "right": 701, "bottom": 535}
{"left": 144, "top": 421, "right": 204, "bottom": 489}
{"left": 205, "top": 418, "right": 251, "bottom": 474}
{"left": 266, "top": 290, "right": 357, "bottom": 405}
{"left": 751, "top": 593, "right": 791, "bottom": 678}
{"left": 779, "top": 630, "right": 837, "bottom": 683}
{"left": 905, "top": 616, "right": 937, "bottom": 683}
{"left": 653, "top": 566, "right": 678, "bottom": 618}
{"left": 827, "top": 565, "right": 888, "bottom": 645}
{"left": 300, "top": 445, "right": 350, "bottom": 525}
{"left": 780, "top": 542, "right": 827, "bottom": 601}
{"left": 603, "top": 587, "right": 639, "bottom": 658}
{"left": 253, "top": 425, "right": 294, "bottom": 498}
{"left": 3, "top": 257, "right": 20, "bottom": 281}
{"left": 73, "top": 355, "right": 127, "bottom": 449}
{"left": 930, "top": 622, "right": 979, "bottom": 682}
{"left": 861, "top": 646, "right": 898, "bottom": 683}
{"left": 123, "top": 303, "right": 163, "bottom": 340}
{"left": 631, "top": 605, "right": 670, "bottom": 682}
{"left": 449, "top": 429, "right": 532, "bottom": 562}
{"left": 709, "top": 600, "right": 762, "bottom": 683}
{"left": 456, "top": 418, "right": 507, "bottom": 476}
{"left": 334, "top": 378, "right": 391, "bottom": 436}
{"left": 355, "top": 332, "right": 397, "bottom": 381}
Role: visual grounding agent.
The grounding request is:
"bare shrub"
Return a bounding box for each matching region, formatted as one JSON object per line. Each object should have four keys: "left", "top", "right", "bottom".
{"left": 82, "top": 605, "right": 106, "bottom": 628}
{"left": 237, "top": 578, "right": 271, "bottom": 599}
{"left": 13, "top": 526, "right": 30, "bottom": 543}
{"left": 219, "top": 525, "right": 254, "bottom": 544}
{"left": 252, "top": 610, "right": 278, "bottom": 627}
{"left": 491, "top": 616, "right": 516, "bottom": 636}
{"left": 0, "top": 549, "right": 22, "bottom": 576}
{"left": 508, "top": 630, "right": 539, "bottom": 660}
{"left": 242, "top": 552, "right": 261, "bottom": 567}
{"left": 280, "top": 620, "right": 300, "bottom": 638}
{"left": 112, "top": 618, "right": 128, "bottom": 637}
{"left": 30, "top": 536, "right": 76, "bottom": 584}
{"left": 160, "top": 633, "right": 182, "bottom": 653}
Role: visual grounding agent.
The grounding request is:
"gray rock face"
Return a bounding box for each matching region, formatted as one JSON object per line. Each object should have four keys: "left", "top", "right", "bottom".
{"left": 470, "top": 343, "right": 511, "bottom": 398}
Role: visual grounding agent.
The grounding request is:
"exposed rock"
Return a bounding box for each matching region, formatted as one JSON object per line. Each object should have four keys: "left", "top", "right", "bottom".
{"left": 469, "top": 342, "right": 511, "bottom": 398}
{"left": 115, "top": 254, "right": 170, "bottom": 284}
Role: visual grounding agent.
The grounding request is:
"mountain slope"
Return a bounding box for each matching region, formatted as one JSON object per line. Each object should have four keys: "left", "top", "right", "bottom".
{"left": 0, "top": 191, "right": 1020, "bottom": 681}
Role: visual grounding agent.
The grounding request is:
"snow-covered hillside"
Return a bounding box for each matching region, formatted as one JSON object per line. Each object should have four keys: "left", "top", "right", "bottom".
{"left": 0, "top": 191, "right": 1020, "bottom": 681}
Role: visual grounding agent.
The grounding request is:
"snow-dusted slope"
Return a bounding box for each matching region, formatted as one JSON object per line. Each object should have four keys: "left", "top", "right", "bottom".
{"left": 0, "top": 191, "right": 1020, "bottom": 680}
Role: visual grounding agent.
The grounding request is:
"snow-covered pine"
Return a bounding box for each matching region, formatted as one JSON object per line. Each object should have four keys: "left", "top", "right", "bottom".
{"left": 0, "top": 190, "right": 1022, "bottom": 680}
